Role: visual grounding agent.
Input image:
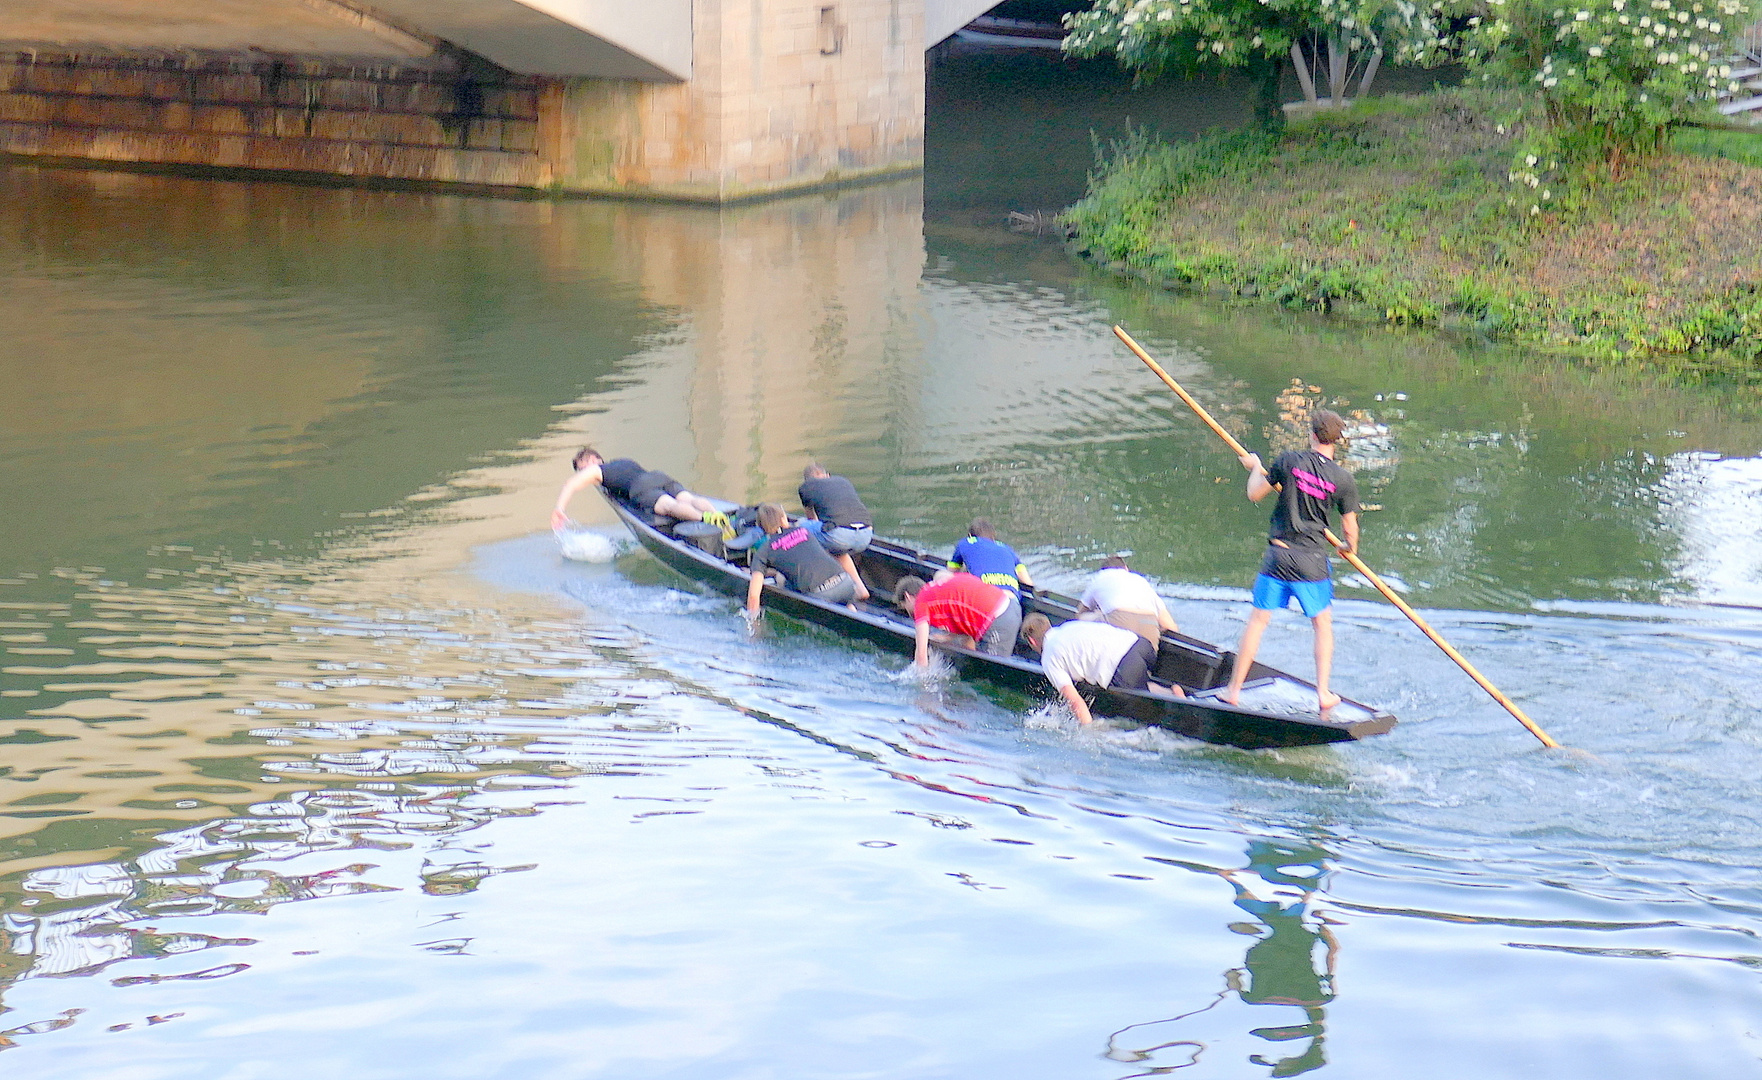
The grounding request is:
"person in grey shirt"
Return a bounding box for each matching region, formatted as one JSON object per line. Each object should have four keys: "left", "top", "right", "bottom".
{"left": 798, "top": 463, "right": 873, "bottom": 601}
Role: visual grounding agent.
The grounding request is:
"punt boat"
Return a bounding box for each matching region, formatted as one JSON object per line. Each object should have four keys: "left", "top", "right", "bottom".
{"left": 601, "top": 490, "right": 1397, "bottom": 750}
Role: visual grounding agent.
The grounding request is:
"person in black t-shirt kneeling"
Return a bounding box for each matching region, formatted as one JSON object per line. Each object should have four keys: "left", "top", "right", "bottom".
{"left": 745, "top": 503, "right": 857, "bottom": 617}
{"left": 1224, "top": 410, "right": 1362, "bottom": 715}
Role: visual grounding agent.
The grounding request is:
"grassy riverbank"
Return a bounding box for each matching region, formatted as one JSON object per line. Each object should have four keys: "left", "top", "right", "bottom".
{"left": 1065, "top": 90, "right": 1762, "bottom": 378}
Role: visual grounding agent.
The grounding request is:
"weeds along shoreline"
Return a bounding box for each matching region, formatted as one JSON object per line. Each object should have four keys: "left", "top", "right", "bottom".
{"left": 1062, "top": 89, "right": 1762, "bottom": 383}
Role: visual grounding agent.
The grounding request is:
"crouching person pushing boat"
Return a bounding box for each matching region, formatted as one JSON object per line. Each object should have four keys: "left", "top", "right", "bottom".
{"left": 896, "top": 570, "right": 1021, "bottom": 664}
{"left": 1022, "top": 613, "right": 1183, "bottom": 726}
{"left": 948, "top": 518, "right": 1035, "bottom": 634}
{"left": 745, "top": 504, "right": 858, "bottom": 616}
{"left": 1225, "top": 410, "right": 1360, "bottom": 714}
{"left": 1077, "top": 555, "right": 1180, "bottom": 645}
{"left": 798, "top": 463, "right": 873, "bottom": 602}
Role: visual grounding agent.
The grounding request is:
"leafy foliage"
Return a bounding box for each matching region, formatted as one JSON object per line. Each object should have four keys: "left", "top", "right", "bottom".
{"left": 1460, "top": 0, "right": 1754, "bottom": 165}
{"left": 1063, "top": 0, "right": 1452, "bottom": 125}
{"left": 1065, "top": 0, "right": 1753, "bottom": 165}
{"left": 1064, "top": 127, "right": 1279, "bottom": 258}
{"left": 1064, "top": 0, "right": 1449, "bottom": 67}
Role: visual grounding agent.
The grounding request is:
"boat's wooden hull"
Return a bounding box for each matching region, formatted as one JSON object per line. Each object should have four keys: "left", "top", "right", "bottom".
{"left": 602, "top": 493, "right": 1397, "bottom": 750}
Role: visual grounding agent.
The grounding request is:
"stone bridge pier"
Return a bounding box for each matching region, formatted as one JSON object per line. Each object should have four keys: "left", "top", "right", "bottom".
{"left": 0, "top": 0, "right": 999, "bottom": 201}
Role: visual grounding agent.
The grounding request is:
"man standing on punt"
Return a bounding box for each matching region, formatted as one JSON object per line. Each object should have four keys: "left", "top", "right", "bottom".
{"left": 1224, "top": 410, "right": 1360, "bottom": 714}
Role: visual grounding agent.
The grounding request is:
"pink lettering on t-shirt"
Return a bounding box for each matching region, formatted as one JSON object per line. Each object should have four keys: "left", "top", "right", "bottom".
{"left": 1291, "top": 467, "right": 1335, "bottom": 500}
{"left": 769, "top": 528, "right": 809, "bottom": 551}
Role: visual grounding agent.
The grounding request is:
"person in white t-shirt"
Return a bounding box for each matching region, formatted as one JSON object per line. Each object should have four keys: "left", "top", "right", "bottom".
{"left": 1022, "top": 613, "right": 1183, "bottom": 725}
{"left": 1077, "top": 556, "right": 1179, "bottom": 645}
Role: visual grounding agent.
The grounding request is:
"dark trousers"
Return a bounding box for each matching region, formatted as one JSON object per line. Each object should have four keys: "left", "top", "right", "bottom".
{"left": 1107, "top": 636, "right": 1158, "bottom": 691}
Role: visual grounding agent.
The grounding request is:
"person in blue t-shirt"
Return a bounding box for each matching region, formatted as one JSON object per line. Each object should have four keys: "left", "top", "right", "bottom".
{"left": 948, "top": 518, "right": 1034, "bottom": 596}
{"left": 948, "top": 518, "right": 1034, "bottom": 642}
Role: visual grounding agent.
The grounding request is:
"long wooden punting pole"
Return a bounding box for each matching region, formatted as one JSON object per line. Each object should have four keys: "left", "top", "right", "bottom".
{"left": 1112, "top": 324, "right": 1564, "bottom": 750}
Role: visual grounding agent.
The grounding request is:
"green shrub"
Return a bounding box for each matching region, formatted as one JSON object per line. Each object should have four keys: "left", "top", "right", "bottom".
{"left": 1062, "top": 90, "right": 1762, "bottom": 375}
{"left": 1460, "top": 0, "right": 1754, "bottom": 182}
{"left": 1065, "top": 127, "right": 1278, "bottom": 260}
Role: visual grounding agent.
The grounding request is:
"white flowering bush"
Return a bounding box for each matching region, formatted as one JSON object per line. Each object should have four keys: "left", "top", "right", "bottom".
{"left": 1462, "top": 0, "right": 1754, "bottom": 165}
{"left": 1064, "top": 0, "right": 1452, "bottom": 126}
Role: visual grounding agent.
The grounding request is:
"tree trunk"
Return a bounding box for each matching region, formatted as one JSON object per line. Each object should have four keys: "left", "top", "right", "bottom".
{"left": 1291, "top": 40, "right": 1317, "bottom": 103}
{"left": 1327, "top": 35, "right": 1346, "bottom": 104}
{"left": 1251, "top": 55, "right": 1287, "bottom": 132}
{"left": 1358, "top": 49, "right": 1383, "bottom": 98}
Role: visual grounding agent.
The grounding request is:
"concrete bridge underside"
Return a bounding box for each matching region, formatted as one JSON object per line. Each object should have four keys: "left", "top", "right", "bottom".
{"left": 0, "top": 0, "right": 1005, "bottom": 201}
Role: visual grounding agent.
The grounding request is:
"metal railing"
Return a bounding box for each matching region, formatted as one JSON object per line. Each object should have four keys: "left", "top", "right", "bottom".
{"left": 1744, "top": 18, "right": 1762, "bottom": 61}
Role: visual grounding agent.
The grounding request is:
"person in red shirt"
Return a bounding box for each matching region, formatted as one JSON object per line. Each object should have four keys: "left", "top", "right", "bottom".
{"left": 894, "top": 570, "right": 1022, "bottom": 665}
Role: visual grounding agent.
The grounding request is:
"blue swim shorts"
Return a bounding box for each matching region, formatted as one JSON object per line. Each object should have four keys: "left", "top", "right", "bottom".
{"left": 1251, "top": 573, "right": 1333, "bottom": 618}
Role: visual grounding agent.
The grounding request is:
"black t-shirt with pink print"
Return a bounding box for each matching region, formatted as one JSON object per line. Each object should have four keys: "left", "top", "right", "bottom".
{"left": 1259, "top": 450, "right": 1360, "bottom": 582}
{"left": 750, "top": 525, "right": 844, "bottom": 592}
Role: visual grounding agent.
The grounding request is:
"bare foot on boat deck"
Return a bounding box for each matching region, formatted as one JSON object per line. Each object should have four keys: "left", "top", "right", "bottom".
{"left": 1221, "top": 689, "right": 1239, "bottom": 706}
{"left": 1318, "top": 691, "right": 1342, "bottom": 714}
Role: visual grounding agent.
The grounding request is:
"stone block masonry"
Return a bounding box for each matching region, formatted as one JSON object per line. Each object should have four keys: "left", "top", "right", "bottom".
{"left": 0, "top": 0, "right": 931, "bottom": 202}
{"left": 0, "top": 48, "right": 548, "bottom": 189}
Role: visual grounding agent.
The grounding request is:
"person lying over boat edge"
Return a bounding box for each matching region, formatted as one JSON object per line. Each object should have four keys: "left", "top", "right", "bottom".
{"left": 895, "top": 570, "right": 1022, "bottom": 665}
{"left": 1077, "top": 555, "right": 1180, "bottom": 645}
{"left": 745, "top": 503, "right": 859, "bottom": 617}
{"left": 798, "top": 463, "right": 873, "bottom": 602}
{"left": 1022, "top": 613, "right": 1184, "bottom": 726}
{"left": 552, "top": 447, "right": 733, "bottom": 537}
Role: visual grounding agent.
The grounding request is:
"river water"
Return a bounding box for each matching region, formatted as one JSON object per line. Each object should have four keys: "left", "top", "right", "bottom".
{"left": 3, "top": 55, "right": 1762, "bottom": 1079}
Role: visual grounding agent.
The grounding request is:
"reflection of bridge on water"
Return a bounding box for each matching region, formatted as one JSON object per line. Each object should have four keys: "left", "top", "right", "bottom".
{"left": 1106, "top": 839, "right": 1341, "bottom": 1078}
{"left": 0, "top": 558, "right": 689, "bottom": 1040}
